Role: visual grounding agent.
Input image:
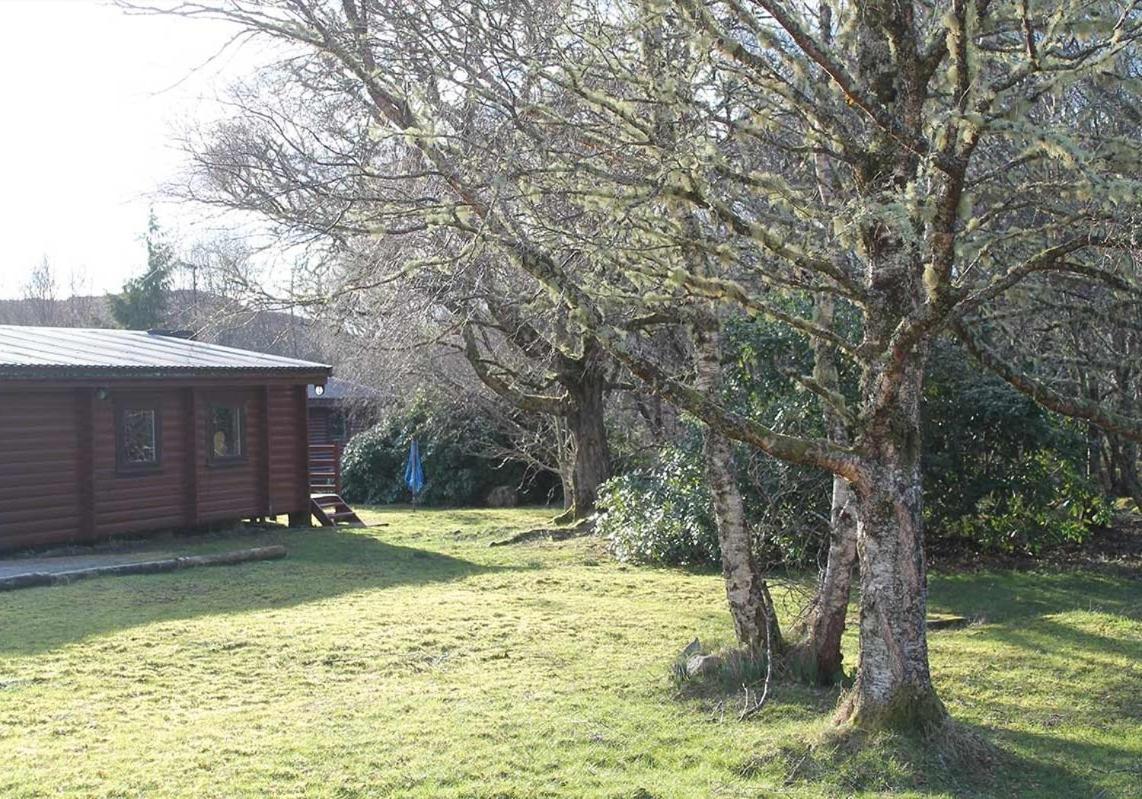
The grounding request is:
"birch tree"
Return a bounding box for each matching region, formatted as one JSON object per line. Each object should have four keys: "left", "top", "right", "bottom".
{"left": 131, "top": 0, "right": 1142, "bottom": 737}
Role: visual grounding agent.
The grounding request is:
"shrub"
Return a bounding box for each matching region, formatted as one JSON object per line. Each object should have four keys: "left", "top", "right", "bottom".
{"left": 597, "top": 443, "right": 720, "bottom": 566}
{"left": 923, "top": 340, "right": 1112, "bottom": 554}
{"left": 598, "top": 330, "right": 1111, "bottom": 566}
{"left": 340, "top": 401, "right": 551, "bottom": 507}
{"left": 597, "top": 431, "right": 829, "bottom": 569}
{"left": 935, "top": 450, "right": 1112, "bottom": 554}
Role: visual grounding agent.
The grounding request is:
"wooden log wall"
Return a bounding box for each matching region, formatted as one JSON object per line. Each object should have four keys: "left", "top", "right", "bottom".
{"left": 0, "top": 391, "right": 83, "bottom": 550}
{"left": 0, "top": 380, "right": 313, "bottom": 552}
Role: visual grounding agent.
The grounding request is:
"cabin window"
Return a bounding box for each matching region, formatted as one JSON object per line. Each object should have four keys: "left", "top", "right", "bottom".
{"left": 208, "top": 403, "right": 245, "bottom": 463}
{"left": 117, "top": 405, "right": 160, "bottom": 471}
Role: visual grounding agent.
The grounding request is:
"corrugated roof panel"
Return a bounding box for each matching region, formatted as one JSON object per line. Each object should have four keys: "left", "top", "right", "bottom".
{"left": 0, "top": 326, "right": 331, "bottom": 377}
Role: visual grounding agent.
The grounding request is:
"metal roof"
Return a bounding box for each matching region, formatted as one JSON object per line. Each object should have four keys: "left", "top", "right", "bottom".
{"left": 0, "top": 326, "right": 331, "bottom": 379}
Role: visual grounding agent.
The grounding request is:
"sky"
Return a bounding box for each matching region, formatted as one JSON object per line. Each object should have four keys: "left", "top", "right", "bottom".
{"left": 0, "top": 0, "right": 271, "bottom": 298}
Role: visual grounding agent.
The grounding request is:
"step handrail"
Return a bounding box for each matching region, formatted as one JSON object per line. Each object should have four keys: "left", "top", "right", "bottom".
{"left": 308, "top": 442, "right": 342, "bottom": 494}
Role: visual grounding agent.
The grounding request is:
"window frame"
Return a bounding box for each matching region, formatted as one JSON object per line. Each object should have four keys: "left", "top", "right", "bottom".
{"left": 205, "top": 398, "right": 248, "bottom": 467}
{"left": 115, "top": 396, "right": 163, "bottom": 475}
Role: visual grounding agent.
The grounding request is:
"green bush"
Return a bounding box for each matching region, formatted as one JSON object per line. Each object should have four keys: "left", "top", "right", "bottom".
{"left": 340, "top": 402, "right": 550, "bottom": 507}
{"left": 597, "top": 443, "right": 720, "bottom": 566}
{"left": 598, "top": 327, "right": 1112, "bottom": 566}
{"left": 923, "top": 340, "right": 1112, "bottom": 554}
{"left": 929, "top": 447, "right": 1112, "bottom": 554}
{"left": 597, "top": 431, "right": 829, "bottom": 569}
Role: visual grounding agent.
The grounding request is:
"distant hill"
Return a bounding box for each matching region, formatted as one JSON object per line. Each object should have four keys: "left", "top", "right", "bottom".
{"left": 0, "top": 290, "right": 327, "bottom": 362}
{"left": 0, "top": 294, "right": 112, "bottom": 328}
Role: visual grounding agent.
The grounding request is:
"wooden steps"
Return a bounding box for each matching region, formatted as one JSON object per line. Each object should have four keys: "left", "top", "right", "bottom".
{"left": 310, "top": 494, "right": 366, "bottom": 528}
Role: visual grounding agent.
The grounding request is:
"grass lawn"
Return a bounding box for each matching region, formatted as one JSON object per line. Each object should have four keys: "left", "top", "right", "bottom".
{"left": 0, "top": 507, "right": 1138, "bottom": 798}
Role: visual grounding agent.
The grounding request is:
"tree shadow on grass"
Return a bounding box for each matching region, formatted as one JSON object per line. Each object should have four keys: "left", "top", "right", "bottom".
{"left": 672, "top": 591, "right": 1138, "bottom": 797}
{"left": 928, "top": 569, "right": 1141, "bottom": 624}
{"left": 965, "top": 615, "right": 1139, "bottom": 663}
{"left": 0, "top": 527, "right": 526, "bottom": 656}
{"left": 768, "top": 720, "right": 1128, "bottom": 798}
{"left": 983, "top": 726, "right": 1141, "bottom": 799}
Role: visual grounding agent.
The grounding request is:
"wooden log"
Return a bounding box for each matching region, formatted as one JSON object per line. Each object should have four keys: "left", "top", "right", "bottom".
{"left": 0, "top": 545, "right": 286, "bottom": 592}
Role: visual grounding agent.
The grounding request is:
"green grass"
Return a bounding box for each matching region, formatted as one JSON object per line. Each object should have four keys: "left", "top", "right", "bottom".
{"left": 0, "top": 507, "right": 1138, "bottom": 798}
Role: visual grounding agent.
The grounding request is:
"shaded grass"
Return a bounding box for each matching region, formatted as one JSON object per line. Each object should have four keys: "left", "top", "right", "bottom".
{"left": 0, "top": 506, "right": 1137, "bottom": 798}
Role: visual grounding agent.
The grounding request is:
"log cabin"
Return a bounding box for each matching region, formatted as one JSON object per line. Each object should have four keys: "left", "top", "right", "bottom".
{"left": 0, "top": 325, "right": 331, "bottom": 552}
{"left": 306, "top": 377, "right": 381, "bottom": 495}
{"left": 307, "top": 377, "right": 380, "bottom": 449}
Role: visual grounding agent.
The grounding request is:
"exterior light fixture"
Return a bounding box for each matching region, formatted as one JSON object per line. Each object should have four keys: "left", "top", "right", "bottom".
{"left": 314, "top": 384, "right": 325, "bottom": 396}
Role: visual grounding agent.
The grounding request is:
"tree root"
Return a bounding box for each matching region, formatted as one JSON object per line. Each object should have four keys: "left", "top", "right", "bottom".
{"left": 488, "top": 519, "right": 594, "bottom": 547}
{"left": 816, "top": 716, "right": 1000, "bottom": 770}
{"left": 834, "top": 684, "right": 951, "bottom": 738}
{"left": 551, "top": 506, "right": 579, "bottom": 526}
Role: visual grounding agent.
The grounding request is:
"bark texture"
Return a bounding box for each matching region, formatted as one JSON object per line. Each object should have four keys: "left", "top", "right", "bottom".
{"left": 839, "top": 357, "right": 947, "bottom": 733}
{"left": 693, "top": 317, "right": 782, "bottom": 658}
{"left": 463, "top": 321, "right": 612, "bottom": 521}
{"left": 797, "top": 474, "right": 857, "bottom": 683}
{"left": 793, "top": 293, "right": 859, "bottom": 684}
{"left": 563, "top": 362, "right": 612, "bottom": 517}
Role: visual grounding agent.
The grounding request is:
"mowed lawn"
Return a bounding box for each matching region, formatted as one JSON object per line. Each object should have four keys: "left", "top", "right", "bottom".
{"left": 0, "top": 508, "right": 1138, "bottom": 799}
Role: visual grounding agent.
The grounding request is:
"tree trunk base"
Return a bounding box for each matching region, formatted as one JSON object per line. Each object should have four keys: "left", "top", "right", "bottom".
{"left": 784, "top": 635, "right": 847, "bottom": 687}
{"left": 807, "top": 716, "right": 999, "bottom": 785}
{"left": 835, "top": 684, "right": 949, "bottom": 737}
{"left": 552, "top": 506, "right": 579, "bottom": 525}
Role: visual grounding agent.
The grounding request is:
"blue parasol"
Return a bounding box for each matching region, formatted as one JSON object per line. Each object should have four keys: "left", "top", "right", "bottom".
{"left": 404, "top": 438, "right": 425, "bottom": 505}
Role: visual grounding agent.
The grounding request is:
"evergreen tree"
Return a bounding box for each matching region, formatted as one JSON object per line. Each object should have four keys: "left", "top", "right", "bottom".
{"left": 109, "top": 212, "right": 174, "bottom": 330}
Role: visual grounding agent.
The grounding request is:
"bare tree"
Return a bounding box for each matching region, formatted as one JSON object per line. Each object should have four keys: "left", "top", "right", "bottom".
{"left": 21, "top": 257, "right": 60, "bottom": 325}
{"left": 128, "top": 0, "right": 1142, "bottom": 738}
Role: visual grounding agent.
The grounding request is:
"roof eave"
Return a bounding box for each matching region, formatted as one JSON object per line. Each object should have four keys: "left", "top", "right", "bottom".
{"left": 0, "top": 365, "right": 333, "bottom": 381}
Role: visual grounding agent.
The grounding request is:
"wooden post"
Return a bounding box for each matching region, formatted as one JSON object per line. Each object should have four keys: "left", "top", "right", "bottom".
{"left": 183, "top": 388, "right": 199, "bottom": 528}
{"left": 294, "top": 384, "right": 311, "bottom": 527}
{"left": 257, "top": 386, "right": 271, "bottom": 516}
{"left": 333, "top": 441, "right": 342, "bottom": 495}
{"left": 76, "top": 388, "right": 95, "bottom": 541}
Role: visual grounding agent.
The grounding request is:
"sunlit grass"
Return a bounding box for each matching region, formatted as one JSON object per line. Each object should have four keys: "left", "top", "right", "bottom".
{"left": 0, "top": 507, "right": 1137, "bottom": 797}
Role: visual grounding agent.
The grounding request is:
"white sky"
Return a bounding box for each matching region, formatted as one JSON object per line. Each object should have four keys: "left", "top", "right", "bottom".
{"left": 0, "top": 0, "right": 269, "bottom": 298}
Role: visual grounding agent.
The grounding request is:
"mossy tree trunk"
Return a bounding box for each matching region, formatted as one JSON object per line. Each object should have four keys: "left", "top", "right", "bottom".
{"left": 561, "top": 353, "right": 612, "bottom": 518}
{"left": 796, "top": 3, "right": 860, "bottom": 684}
{"left": 795, "top": 292, "right": 859, "bottom": 685}
{"left": 462, "top": 321, "right": 612, "bottom": 522}
{"left": 839, "top": 343, "right": 947, "bottom": 732}
{"left": 798, "top": 474, "right": 857, "bottom": 683}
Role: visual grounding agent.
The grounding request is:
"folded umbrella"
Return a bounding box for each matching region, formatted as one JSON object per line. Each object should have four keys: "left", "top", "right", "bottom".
{"left": 404, "top": 438, "right": 425, "bottom": 505}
